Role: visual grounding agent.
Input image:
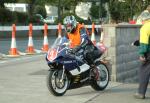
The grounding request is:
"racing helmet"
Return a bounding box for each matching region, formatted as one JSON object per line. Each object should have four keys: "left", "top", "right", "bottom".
{"left": 63, "top": 15, "right": 77, "bottom": 33}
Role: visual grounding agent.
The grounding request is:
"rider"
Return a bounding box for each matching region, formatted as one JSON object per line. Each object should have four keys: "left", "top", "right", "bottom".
{"left": 63, "top": 15, "right": 102, "bottom": 64}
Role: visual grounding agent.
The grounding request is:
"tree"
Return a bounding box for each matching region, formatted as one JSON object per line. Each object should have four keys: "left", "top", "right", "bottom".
{"left": 47, "top": 0, "right": 84, "bottom": 21}
{"left": 107, "top": 0, "right": 150, "bottom": 23}
{"left": 34, "top": 5, "right": 47, "bottom": 18}
{"left": 18, "top": 0, "right": 36, "bottom": 16}
{"left": 18, "top": 0, "right": 50, "bottom": 18}
{"left": 89, "top": 2, "right": 106, "bottom": 20}
{"left": 0, "top": 0, "right": 18, "bottom": 8}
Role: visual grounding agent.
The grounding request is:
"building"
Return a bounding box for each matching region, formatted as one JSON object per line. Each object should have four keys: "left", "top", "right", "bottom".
{"left": 75, "top": 2, "right": 91, "bottom": 20}
{"left": 45, "top": 5, "right": 58, "bottom": 17}
{"left": 4, "top": 2, "right": 91, "bottom": 20}
{"left": 4, "top": 3, "right": 28, "bottom": 12}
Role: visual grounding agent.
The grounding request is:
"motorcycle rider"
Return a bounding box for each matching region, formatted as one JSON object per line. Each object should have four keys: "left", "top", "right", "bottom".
{"left": 63, "top": 15, "right": 102, "bottom": 64}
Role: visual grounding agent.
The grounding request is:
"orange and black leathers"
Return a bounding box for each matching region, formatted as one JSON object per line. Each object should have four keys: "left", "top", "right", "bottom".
{"left": 67, "top": 23, "right": 90, "bottom": 50}
{"left": 66, "top": 23, "right": 101, "bottom": 64}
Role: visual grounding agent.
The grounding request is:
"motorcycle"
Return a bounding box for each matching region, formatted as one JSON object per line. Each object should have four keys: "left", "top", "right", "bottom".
{"left": 46, "top": 37, "right": 109, "bottom": 96}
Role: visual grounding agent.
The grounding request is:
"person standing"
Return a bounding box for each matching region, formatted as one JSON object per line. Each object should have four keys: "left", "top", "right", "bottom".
{"left": 136, "top": 5, "right": 150, "bottom": 24}
{"left": 134, "top": 11, "right": 150, "bottom": 99}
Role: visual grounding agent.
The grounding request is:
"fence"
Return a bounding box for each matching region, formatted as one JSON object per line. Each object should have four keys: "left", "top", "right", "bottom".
{"left": 0, "top": 24, "right": 101, "bottom": 31}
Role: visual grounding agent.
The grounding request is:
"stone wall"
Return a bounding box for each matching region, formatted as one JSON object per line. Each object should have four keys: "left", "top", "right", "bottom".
{"left": 102, "top": 24, "right": 141, "bottom": 83}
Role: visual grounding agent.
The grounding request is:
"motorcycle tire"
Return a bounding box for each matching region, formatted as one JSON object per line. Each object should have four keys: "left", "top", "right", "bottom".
{"left": 91, "top": 62, "right": 109, "bottom": 91}
{"left": 47, "top": 69, "right": 69, "bottom": 96}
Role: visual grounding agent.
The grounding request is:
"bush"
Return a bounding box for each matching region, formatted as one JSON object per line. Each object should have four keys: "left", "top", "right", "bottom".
{"left": 0, "top": 8, "right": 29, "bottom": 25}
{"left": 33, "top": 5, "right": 47, "bottom": 18}
{"left": 16, "top": 12, "right": 28, "bottom": 24}
{"left": 0, "top": 8, "right": 14, "bottom": 25}
{"left": 12, "top": 11, "right": 28, "bottom": 25}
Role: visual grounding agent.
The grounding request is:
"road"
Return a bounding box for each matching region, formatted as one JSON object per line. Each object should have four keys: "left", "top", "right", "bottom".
{"left": 0, "top": 54, "right": 150, "bottom": 103}
{"left": 0, "top": 36, "right": 57, "bottom": 54}
{"left": 0, "top": 34, "right": 101, "bottom": 55}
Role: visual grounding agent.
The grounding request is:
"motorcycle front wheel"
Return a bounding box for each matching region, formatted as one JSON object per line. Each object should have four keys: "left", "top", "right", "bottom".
{"left": 47, "top": 69, "right": 69, "bottom": 96}
{"left": 91, "top": 62, "right": 109, "bottom": 91}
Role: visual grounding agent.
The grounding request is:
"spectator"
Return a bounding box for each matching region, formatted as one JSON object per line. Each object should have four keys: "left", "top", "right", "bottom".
{"left": 136, "top": 5, "right": 150, "bottom": 24}
{"left": 128, "top": 18, "right": 136, "bottom": 24}
{"left": 134, "top": 11, "right": 150, "bottom": 99}
{"left": 146, "top": 5, "right": 150, "bottom": 12}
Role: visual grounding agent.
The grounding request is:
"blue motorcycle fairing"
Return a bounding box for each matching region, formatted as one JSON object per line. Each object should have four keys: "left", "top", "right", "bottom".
{"left": 60, "top": 55, "right": 84, "bottom": 71}
{"left": 46, "top": 36, "right": 90, "bottom": 75}
{"left": 47, "top": 47, "right": 84, "bottom": 71}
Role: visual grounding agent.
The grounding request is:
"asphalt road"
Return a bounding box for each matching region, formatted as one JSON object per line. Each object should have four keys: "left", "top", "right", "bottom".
{"left": 0, "top": 54, "right": 150, "bottom": 103}
{"left": 0, "top": 34, "right": 101, "bottom": 55}
{"left": 0, "top": 36, "right": 57, "bottom": 54}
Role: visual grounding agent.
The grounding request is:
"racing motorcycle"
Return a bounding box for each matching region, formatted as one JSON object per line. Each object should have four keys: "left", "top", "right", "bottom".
{"left": 46, "top": 37, "right": 109, "bottom": 96}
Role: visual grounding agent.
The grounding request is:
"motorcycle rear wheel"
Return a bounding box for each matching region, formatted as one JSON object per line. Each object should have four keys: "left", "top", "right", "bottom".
{"left": 47, "top": 69, "right": 69, "bottom": 96}
{"left": 91, "top": 62, "right": 109, "bottom": 91}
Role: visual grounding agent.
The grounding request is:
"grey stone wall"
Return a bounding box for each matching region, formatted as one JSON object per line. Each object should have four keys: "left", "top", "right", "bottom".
{"left": 102, "top": 24, "right": 142, "bottom": 83}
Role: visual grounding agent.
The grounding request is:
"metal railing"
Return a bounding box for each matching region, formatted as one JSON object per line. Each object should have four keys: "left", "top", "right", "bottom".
{"left": 0, "top": 25, "right": 101, "bottom": 31}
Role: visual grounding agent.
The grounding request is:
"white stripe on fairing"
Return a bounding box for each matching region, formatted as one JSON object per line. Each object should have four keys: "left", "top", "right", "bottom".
{"left": 11, "top": 38, "right": 17, "bottom": 48}
{"left": 70, "top": 64, "right": 90, "bottom": 75}
{"left": 44, "top": 36, "right": 48, "bottom": 44}
{"left": 28, "top": 37, "right": 33, "bottom": 46}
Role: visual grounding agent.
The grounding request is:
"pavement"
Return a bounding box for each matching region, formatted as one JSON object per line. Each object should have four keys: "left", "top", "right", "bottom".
{"left": 85, "top": 83, "right": 150, "bottom": 103}
{"left": 0, "top": 54, "right": 149, "bottom": 103}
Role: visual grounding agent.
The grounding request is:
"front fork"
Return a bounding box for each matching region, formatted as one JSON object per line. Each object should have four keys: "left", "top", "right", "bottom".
{"left": 59, "top": 65, "right": 65, "bottom": 83}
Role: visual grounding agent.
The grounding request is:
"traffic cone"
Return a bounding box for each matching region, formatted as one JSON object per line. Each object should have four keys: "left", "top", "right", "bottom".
{"left": 100, "top": 28, "right": 104, "bottom": 43}
{"left": 8, "top": 24, "right": 20, "bottom": 57}
{"left": 91, "top": 22, "right": 96, "bottom": 45}
{"left": 26, "top": 23, "right": 35, "bottom": 54}
{"left": 53, "top": 23, "right": 63, "bottom": 44}
{"left": 41, "top": 23, "right": 49, "bottom": 52}
{"left": 97, "top": 28, "right": 107, "bottom": 53}
{"left": 58, "top": 23, "right": 62, "bottom": 38}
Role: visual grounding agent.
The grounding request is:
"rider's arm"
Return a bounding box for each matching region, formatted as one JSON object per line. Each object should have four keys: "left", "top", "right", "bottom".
{"left": 80, "top": 27, "right": 91, "bottom": 48}
{"left": 72, "top": 28, "right": 90, "bottom": 52}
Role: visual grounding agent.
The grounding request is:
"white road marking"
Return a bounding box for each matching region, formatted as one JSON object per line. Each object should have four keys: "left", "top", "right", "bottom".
{"left": 0, "top": 55, "right": 44, "bottom": 64}
{"left": 0, "top": 61, "right": 7, "bottom": 64}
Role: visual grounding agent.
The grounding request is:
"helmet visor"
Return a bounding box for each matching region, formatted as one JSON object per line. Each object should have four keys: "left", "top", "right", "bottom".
{"left": 65, "top": 23, "right": 73, "bottom": 33}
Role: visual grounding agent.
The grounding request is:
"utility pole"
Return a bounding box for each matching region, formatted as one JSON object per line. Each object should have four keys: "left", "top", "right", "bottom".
{"left": 99, "top": 0, "right": 102, "bottom": 23}
{"left": 130, "top": 0, "right": 133, "bottom": 18}
{"left": 58, "top": 0, "right": 61, "bottom": 23}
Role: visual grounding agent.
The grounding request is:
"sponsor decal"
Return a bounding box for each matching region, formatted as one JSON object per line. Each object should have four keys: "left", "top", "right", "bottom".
{"left": 63, "top": 60, "right": 76, "bottom": 64}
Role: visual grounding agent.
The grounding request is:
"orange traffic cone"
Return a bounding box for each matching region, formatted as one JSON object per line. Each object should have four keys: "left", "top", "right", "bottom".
{"left": 26, "top": 23, "right": 35, "bottom": 54}
{"left": 41, "top": 23, "right": 49, "bottom": 52}
{"left": 58, "top": 23, "right": 62, "bottom": 38}
{"left": 91, "top": 22, "right": 96, "bottom": 45}
{"left": 100, "top": 28, "right": 104, "bottom": 43}
{"left": 9, "top": 24, "right": 20, "bottom": 57}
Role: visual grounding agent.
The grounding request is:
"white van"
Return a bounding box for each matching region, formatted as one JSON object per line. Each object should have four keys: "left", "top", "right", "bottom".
{"left": 5, "top": 3, "right": 28, "bottom": 12}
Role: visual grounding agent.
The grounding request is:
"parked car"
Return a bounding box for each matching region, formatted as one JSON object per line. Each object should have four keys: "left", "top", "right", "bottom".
{"left": 43, "top": 16, "right": 57, "bottom": 24}
{"left": 35, "top": 14, "right": 44, "bottom": 24}
{"left": 35, "top": 14, "right": 57, "bottom": 24}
